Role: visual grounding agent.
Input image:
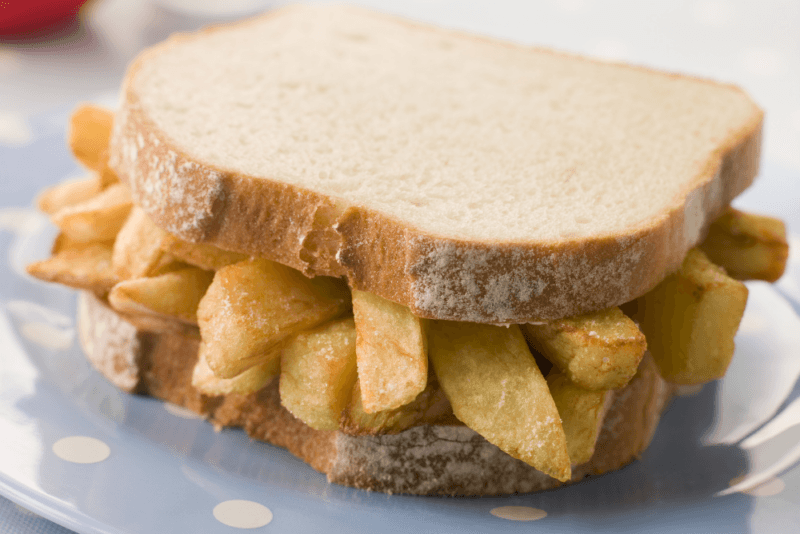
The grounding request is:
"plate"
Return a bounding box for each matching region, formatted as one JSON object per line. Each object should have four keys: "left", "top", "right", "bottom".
{"left": 1, "top": 209, "right": 800, "bottom": 534}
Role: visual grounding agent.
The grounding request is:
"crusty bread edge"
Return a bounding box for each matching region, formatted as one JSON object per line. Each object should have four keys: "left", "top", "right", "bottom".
{"left": 77, "top": 291, "right": 675, "bottom": 495}
{"left": 107, "top": 5, "right": 763, "bottom": 323}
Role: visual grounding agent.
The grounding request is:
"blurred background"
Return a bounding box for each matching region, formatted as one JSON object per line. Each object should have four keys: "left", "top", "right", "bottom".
{"left": 0, "top": 1, "right": 798, "bottom": 532}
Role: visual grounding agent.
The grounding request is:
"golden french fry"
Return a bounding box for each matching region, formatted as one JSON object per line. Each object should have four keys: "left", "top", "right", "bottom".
{"left": 521, "top": 307, "right": 646, "bottom": 390}
{"left": 546, "top": 370, "right": 610, "bottom": 465}
{"left": 112, "top": 207, "right": 178, "bottom": 280}
{"left": 108, "top": 267, "right": 214, "bottom": 325}
{"left": 700, "top": 207, "right": 788, "bottom": 282}
{"left": 340, "top": 374, "right": 454, "bottom": 435}
{"left": 352, "top": 290, "right": 427, "bottom": 413}
{"left": 116, "top": 311, "right": 200, "bottom": 338}
{"left": 279, "top": 317, "right": 358, "bottom": 430}
{"left": 159, "top": 233, "right": 248, "bottom": 271}
{"left": 428, "top": 321, "right": 571, "bottom": 482}
{"left": 36, "top": 176, "right": 102, "bottom": 215}
{"left": 27, "top": 241, "right": 117, "bottom": 295}
{"left": 51, "top": 183, "right": 132, "bottom": 243}
{"left": 98, "top": 161, "right": 120, "bottom": 189}
{"left": 197, "top": 258, "right": 351, "bottom": 378}
{"left": 626, "top": 248, "right": 748, "bottom": 384}
{"left": 51, "top": 232, "right": 114, "bottom": 255}
{"left": 68, "top": 104, "right": 113, "bottom": 171}
{"left": 193, "top": 348, "right": 280, "bottom": 396}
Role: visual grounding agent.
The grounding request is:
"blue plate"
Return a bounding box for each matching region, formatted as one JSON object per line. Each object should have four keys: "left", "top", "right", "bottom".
{"left": 1, "top": 207, "right": 800, "bottom": 533}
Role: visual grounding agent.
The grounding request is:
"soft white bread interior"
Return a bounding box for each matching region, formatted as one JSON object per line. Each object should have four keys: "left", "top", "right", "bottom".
{"left": 110, "top": 6, "right": 762, "bottom": 323}
{"left": 109, "top": 4, "right": 762, "bottom": 322}
{"left": 78, "top": 291, "right": 674, "bottom": 495}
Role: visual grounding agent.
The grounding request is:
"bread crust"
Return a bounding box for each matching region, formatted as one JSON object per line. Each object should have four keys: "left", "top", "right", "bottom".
{"left": 108, "top": 6, "right": 763, "bottom": 323}
{"left": 78, "top": 291, "right": 675, "bottom": 495}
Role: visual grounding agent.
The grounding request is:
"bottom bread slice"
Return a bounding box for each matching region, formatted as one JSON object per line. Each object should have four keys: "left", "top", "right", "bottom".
{"left": 77, "top": 291, "right": 675, "bottom": 495}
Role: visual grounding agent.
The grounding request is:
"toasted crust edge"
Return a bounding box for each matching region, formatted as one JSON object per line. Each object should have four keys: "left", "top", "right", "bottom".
{"left": 77, "top": 291, "right": 675, "bottom": 495}
{"left": 108, "top": 6, "right": 763, "bottom": 323}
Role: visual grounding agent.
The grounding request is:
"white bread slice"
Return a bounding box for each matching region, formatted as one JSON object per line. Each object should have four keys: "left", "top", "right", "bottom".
{"left": 78, "top": 291, "right": 674, "bottom": 495}
{"left": 109, "top": 4, "right": 762, "bottom": 323}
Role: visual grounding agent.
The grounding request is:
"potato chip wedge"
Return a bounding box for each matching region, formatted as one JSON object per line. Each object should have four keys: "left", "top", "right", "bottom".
{"left": 193, "top": 347, "right": 280, "bottom": 396}
{"left": 546, "top": 370, "right": 611, "bottom": 465}
{"left": 700, "top": 207, "right": 788, "bottom": 282}
{"left": 340, "top": 374, "right": 454, "bottom": 435}
{"left": 98, "top": 161, "right": 120, "bottom": 189}
{"left": 428, "top": 321, "right": 571, "bottom": 482}
{"left": 626, "top": 248, "right": 748, "bottom": 384}
{"left": 69, "top": 104, "right": 113, "bottom": 171}
{"left": 352, "top": 290, "right": 427, "bottom": 413}
{"left": 108, "top": 267, "right": 214, "bottom": 325}
{"left": 51, "top": 183, "right": 132, "bottom": 243}
{"left": 159, "top": 233, "right": 248, "bottom": 271}
{"left": 27, "top": 241, "right": 117, "bottom": 295}
{"left": 36, "top": 175, "right": 101, "bottom": 215}
{"left": 116, "top": 311, "right": 200, "bottom": 338}
{"left": 112, "top": 207, "right": 177, "bottom": 280}
{"left": 279, "top": 317, "right": 358, "bottom": 430}
{"left": 521, "top": 307, "right": 646, "bottom": 390}
{"left": 198, "top": 258, "right": 351, "bottom": 378}
{"left": 50, "top": 232, "right": 114, "bottom": 256}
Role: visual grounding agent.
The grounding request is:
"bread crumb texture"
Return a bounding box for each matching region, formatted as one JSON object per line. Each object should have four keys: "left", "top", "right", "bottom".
{"left": 130, "top": 5, "right": 756, "bottom": 239}
{"left": 111, "top": 4, "right": 762, "bottom": 321}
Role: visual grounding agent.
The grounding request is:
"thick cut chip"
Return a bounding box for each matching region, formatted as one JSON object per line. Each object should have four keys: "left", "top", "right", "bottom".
{"left": 626, "top": 248, "right": 748, "bottom": 384}
{"left": 159, "top": 233, "right": 248, "bottom": 271}
{"left": 340, "top": 374, "right": 454, "bottom": 435}
{"left": 279, "top": 317, "right": 358, "bottom": 430}
{"left": 699, "top": 208, "right": 788, "bottom": 282}
{"left": 521, "top": 307, "right": 646, "bottom": 390}
{"left": 198, "top": 258, "right": 351, "bottom": 378}
{"left": 116, "top": 311, "right": 200, "bottom": 337}
{"left": 69, "top": 104, "right": 113, "bottom": 171}
{"left": 37, "top": 176, "right": 102, "bottom": 215}
{"left": 98, "top": 162, "right": 120, "bottom": 189}
{"left": 546, "top": 370, "right": 611, "bottom": 465}
{"left": 352, "top": 290, "right": 427, "bottom": 413}
{"left": 108, "top": 267, "right": 214, "bottom": 325}
{"left": 428, "top": 321, "right": 571, "bottom": 482}
{"left": 51, "top": 183, "right": 132, "bottom": 243}
{"left": 193, "top": 348, "right": 280, "bottom": 396}
{"left": 112, "top": 207, "right": 178, "bottom": 280}
{"left": 51, "top": 233, "right": 115, "bottom": 255}
{"left": 27, "top": 241, "right": 117, "bottom": 295}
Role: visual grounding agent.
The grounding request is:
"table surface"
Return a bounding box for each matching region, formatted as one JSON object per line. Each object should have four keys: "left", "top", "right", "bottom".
{"left": 1, "top": 1, "right": 798, "bottom": 533}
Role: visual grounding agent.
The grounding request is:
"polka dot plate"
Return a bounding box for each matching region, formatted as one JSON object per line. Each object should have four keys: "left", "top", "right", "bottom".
{"left": 1, "top": 201, "right": 800, "bottom": 533}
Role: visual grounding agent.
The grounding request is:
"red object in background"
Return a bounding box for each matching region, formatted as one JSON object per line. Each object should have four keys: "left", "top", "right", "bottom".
{"left": 0, "top": 0, "right": 90, "bottom": 36}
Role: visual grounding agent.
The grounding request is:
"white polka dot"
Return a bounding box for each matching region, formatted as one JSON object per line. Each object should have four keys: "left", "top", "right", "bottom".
{"left": 164, "top": 402, "right": 205, "bottom": 420}
{"left": 692, "top": 1, "right": 735, "bottom": 27}
{"left": 490, "top": 506, "right": 547, "bottom": 521}
{"left": 590, "top": 41, "right": 629, "bottom": 62}
{"left": 0, "top": 111, "right": 34, "bottom": 147}
{"left": 742, "top": 48, "right": 785, "bottom": 76}
{"left": 20, "top": 322, "right": 74, "bottom": 350}
{"left": 53, "top": 436, "right": 110, "bottom": 464}
{"left": 743, "top": 477, "right": 786, "bottom": 497}
{"left": 213, "top": 500, "right": 273, "bottom": 529}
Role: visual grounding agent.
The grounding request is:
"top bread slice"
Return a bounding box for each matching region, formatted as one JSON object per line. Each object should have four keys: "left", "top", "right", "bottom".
{"left": 108, "top": 4, "right": 763, "bottom": 323}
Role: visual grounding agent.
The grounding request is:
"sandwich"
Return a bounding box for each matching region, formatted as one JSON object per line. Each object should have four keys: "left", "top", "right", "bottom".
{"left": 26, "top": 5, "right": 789, "bottom": 495}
